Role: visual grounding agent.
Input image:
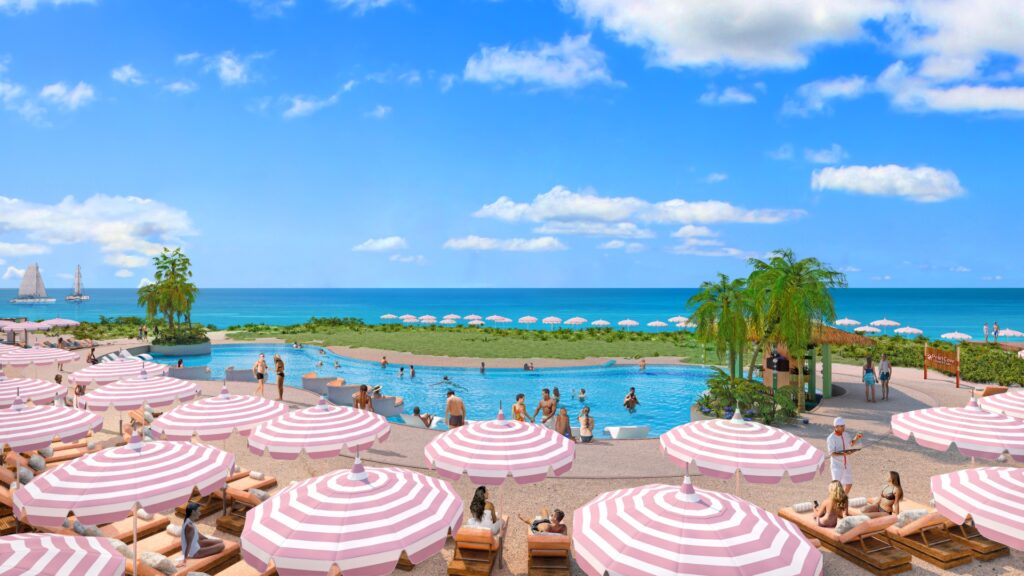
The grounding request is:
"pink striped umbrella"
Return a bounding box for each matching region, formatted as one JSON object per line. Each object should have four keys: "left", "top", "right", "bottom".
{"left": 0, "top": 377, "right": 66, "bottom": 408}
{"left": 68, "top": 358, "right": 169, "bottom": 386}
{"left": 439, "top": 319, "right": 457, "bottom": 326}
{"left": 647, "top": 320, "right": 668, "bottom": 328}
{"left": 485, "top": 315, "right": 503, "bottom": 322}
{"left": 0, "top": 534, "right": 124, "bottom": 576}
{"left": 565, "top": 316, "right": 588, "bottom": 326}
{"left": 980, "top": 389, "right": 1024, "bottom": 420}
{"left": 0, "top": 322, "right": 49, "bottom": 333}
{"left": 660, "top": 413, "right": 826, "bottom": 485}
{"left": 241, "top": 460, "right": 462, "bottom": 576}
{"left": 618, "top": 319, "right": 639, "bottom": 328}
{"left": 591, "top": 319, "right": 610, "bottom": 327}
{"left": 891, "top": 398, "right": 1024, "bottom": 462}
{"left": 80, "top": 375, "right": 198, "bottom": 411}
{"left": 573, "top": 476, "right": 823, "bottom": 576}
{"left": 931, "top": 467, "right": 1024, "bottom": 550}
{"left": 467, "top": 320, "right": 485, "bottom": 326}
{"left": 0, "top": 347, "right": 78, "bottom": 367}
{"left": 463, "top": 314, "right": 482, "bottom": 321}
{"left": 151, "top": 386, "right": 288, "bottom": 440}
{"left": 518, "top": 316, "right": 538, "bottom": 325}
{"left": 0, "top": 397, "right": 103, "bottom": 451}
{"left": 542, "top": 316, "right": 562, "bottom": 326}
{"left": 442, "top": 314, "right": 461, "bottom": 320}
{"left": 668, "top": 315, "right": 688, "bottom": 324}
{"left": 424, "top": 409, "right": 575, "bottom": 485}
{"left": 248, "top": 397, "right": 391, "bottom": 459}
{"left": 41, "top": 318, "right": 81, "bottom": 328}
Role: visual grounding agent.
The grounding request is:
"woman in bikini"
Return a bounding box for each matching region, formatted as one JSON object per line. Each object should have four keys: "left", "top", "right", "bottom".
{"left": 813, "top": 480, "right": 848, "bottom": 528}
{"left": 862, "top": 471, "right": 903, "bottom": 515}
{"left": 512, "top": 393, "right": 528, "bottom": 422}
{"left": 863, "top": 356, "right": 878, "bottom": 403}
{"left": 578, "top": 406, "right": 594, "bottom": 443}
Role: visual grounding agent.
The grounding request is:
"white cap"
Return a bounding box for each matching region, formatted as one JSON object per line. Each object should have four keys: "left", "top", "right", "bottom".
{"left": 833, "top": 417, "right": 846, "bottom": 427}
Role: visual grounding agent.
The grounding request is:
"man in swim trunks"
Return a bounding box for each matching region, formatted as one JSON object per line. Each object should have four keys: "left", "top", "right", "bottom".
{"left": 532, "top": 388, "right": 556, "bottom": 428}
{"left": 446, "top": 389, "right": 465, "bottom": 428}
{"left": 352, "top": 384, "right": 374, "bottom": 412}
{"left": 512, "top": 393, "right": 528, "bottom": 422}
{"left": 623, "top": 387, "right": 639, "bottom": 410}
{"left": 252, "top": 353, "right": 267, "bottom": 397}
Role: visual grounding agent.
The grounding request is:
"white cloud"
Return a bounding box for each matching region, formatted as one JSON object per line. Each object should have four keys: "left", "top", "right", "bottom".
{"left": 877, "top": 61, "right": 1024, "bottom": 113}
{"left": 175, "top": 52, "right": 201, "bottom": 65}
{"left": 331, "top": 0, "right": 396, "bottom": 14}
{"left": 767, "top": 144, "right": 794, "bottom": 160}
{"left": 137, "top": 277, "right": 154, "bottom": 288}
{"left": 533, "top": 221, "right": 654, "bottom": 238}
{"left": 670, "top": 237, "right": 749, "bottom": 258}
{"left": 599, "top": 239, "right": 644, "bottom": 253}
{"left": 114, "top": 268, "right": 134, "bottom": 278}
{"left": 784, "top": 75, "right": 868, "bottom": 115}
{"left": 111, "top": 64, "right": 144, "bottom": 85}
{"left": 163, "top": 81, "right": 198, "bottom": 94}
{"left": 366, "top": 104, "right": 391, "bottom": 119}
{"left": 39, "top": 81, "right": 95, "bottom": 110}
{"left": 562, "top": 0, "right": 893, "bottom": 70}
{"left": 0, "top": 241, "right": 50, "bottom": 256}
{"left": 206, "top": 52, "right": 262, "bottom": 86}
{"left": 342, "top": 80, "right": 357, "bottom": 92}
{"left": 104, "top": 254, "right": 149, "bottom": 268}
{"left": 841, "top": 266, "right": 861, "bottom": 273}
{"left": 352, "top": 236, "right": 407, "bottom": 252}
{"left": 804, "top": 144, "right": 847, "bottom": 164}
{"left": 703, "top": 172, "right": 728, "bottom": 183}
{"left": 698, "top": 86, "right": 755, "bottom": 105}
{"left": 0, "top": 195, "right": 195, "bottom": 270}
{"left": 0, "top": 0, "right": 94, "bottom": 14}
{"left": 389, "top": 254, "right": 426, "bottom": 265}
{"left": 283, "top": 93, "right": 339, "bottom": 119}
{"left": 871, "top": 274, "right": 893, "bottom": 281}
{"left": 950, "top": 266, "right": 971, "bottom": 273}
{"left": 398, "top": 70, "right": 421, "bottom": 85}
{"left": 982, "top": 275, "right": 1004, "bottom": 282}
{"left": 439, "top": 74, "right": 456, "bottom": 93}
{"left": 443, "top": 236, "right": 567, "bottom": 252}
{"left": 239, "top": 0, "right": 295, "bottom": 16}
{"left": 670, "top": 225, "right": 716, "bottom": 238}
{"left": 812, "top": 165, "right": 965, "bottom": 203}
{"left": 648, "top": 199, "right": 804, "bottom": 224}
{"left": 2, "top": 265, "right": 25, "bottom": 280}
{"left": 464, "top": 34, "right": 614, "bottom": 90}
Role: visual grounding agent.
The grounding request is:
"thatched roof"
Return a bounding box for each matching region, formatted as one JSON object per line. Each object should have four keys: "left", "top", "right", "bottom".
{"left": 811, "top": 324, "right": 873, "bottom": 346}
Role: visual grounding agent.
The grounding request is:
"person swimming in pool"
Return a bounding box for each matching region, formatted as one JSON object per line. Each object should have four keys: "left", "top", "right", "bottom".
{"left": 399, "top": 366, "right": 405, "bottom": 378}
{"left": 623, "top": 387, "right": 639, "bottom": 410}
{"left": 578, "top": 388, "right": 586, "bottom": 401}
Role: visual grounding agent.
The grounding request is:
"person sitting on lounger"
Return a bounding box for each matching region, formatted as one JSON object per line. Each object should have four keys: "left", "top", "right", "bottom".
{"left": 466, "top": 486, "right": 502, "bottom": 535}
{"left": 623, "top": 387, "right": 639, "bottom": 410}
{"left": 813, "top": 480, "right": 848, "bottom": 528}
{"left": 862, "top": 471, "right": 903, "bottom": 515}
{"left": 518, "top": 509, "right": 567, "bottom": 534}
{"left": 412, "top": 406, "right": 434, "bottom": 428}
{"left": 178, "top": 502, "right": 225, "bottom": 566}
{"left": 353, "top": 384, "right": 374, "bottom": 412}
{"left": 554, "top": 407, "right": 572, "bottom": 440}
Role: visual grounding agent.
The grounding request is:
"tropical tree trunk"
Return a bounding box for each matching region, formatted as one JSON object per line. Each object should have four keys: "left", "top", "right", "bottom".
{"left": 796, "top": 363, "right": 806, "bottom": 413}
{"left": 747, "top": 341, "right": 763, "bottom": 380}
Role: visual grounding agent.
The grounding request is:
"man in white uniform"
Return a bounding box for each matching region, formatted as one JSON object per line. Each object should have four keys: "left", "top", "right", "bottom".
{"left": 827, "top": 417, "right": 862, "bottom": 495}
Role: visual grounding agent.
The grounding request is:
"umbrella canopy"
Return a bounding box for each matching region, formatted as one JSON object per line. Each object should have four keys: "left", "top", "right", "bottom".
{"left": 418, "top": 315, "right": 437, "bottom": 322}
{"left": 931, "top": 467, "right": 1024, "bottom": 550}
{"left": 565, "top": 316, "right": 588, "bottom": 325}
{"left": 542, "top": 316, "right": 562, "bottom": 325}
{"left": 677, "top": 321, "right": 697, "bottom": 329}
{"left": 0, "top": 377, "right": 66, "bottom": 409}
{"left": 420, "top": 319, "right": 436, "bottom": 325}
{"left": 591, "top": 319, "right": 610, "bottom": 327}
{"left": 518, "top": 316, "right": 538, "bottom": 324}
{"left": 463, "top": 314, "right": 482, "bottom": 321}
{"left": 0, "top": 534, "right": 125, "bottom": 576}
{"left": 241, "top": 460, "right": 462, "bottom": 576}
{"left": 573, "top": 477, "right": 823, "bottom": 576}
{"left": 0, "top": 322, "right": 49, "bottom": 333}
{"left": 0, "top": 397, "right": 103, "bottom": 451}
{"left": 997, "top": 328, "right": 1024, "bottom": 338}
{"left": 485, "top": 315, "right": 502, "bottom": 321}
{"left": 248, "top": 397, "right": 391, "bottom": 459}
{"left": 0, "top": 347, "right": 78, "bottom": 367}
{"left": 492, "top": 316, "right": 512, "bottom": 324}
{"left": 854, "top": 326, "right": 881, "bottom": 333}
{"left": 379, "top": 314, "right": 398, "bottom": 320}
{"left": 442, "top": 314, "right": 461, "bottom": 320}
{"left": 891, "top": 398, "right": 1024, "bottom": 462}
{"left": 668, "top": 315, "right": 688, "bottom": 323}
{"left": 979, "top": 389, "right": 1024, "bottom": 420}
{"left": 894, "top": 326, "right": 923, "bottom": 335}
{"left": 467, "top": 320, "right": 485, "bottom": 326}
{"left": 402, "top": 318, "right": 418, "bottom": 324}
{"left": 659, "top": 413, "right": 826, "bottom": 484}
{"left": 834, "top": 317, "right": 860, "bottom": 327}
{"left": 398, "top": 314, "right": 417, "bottom": 321}
{"left": 941, "top": 332, "right": 972, "bottom": 341}
{"left": 41, "top": 318, "right": 81, "bottom": 328}
{"left": 647, "top": 320, "right": 668, "bottom": 328}
{"left": 870, "top": 318, "right": 900, "bottom": 327}
{"left": 14, "top": 437, "right": 235, "bottom": 525}
{"left": 618, "top": 319, "right": 639, "bottom": 327}
{"left": 151, "top": 386, "right": 288, "bottom": 441}
{"left": 68, "top": 358, "right": 170, "bottom": 386}
{"left": 80, "top": 375, "right": 198, "bottom": 411}
{"left": 424, "top": 409, "right": 575, "bottom": 485}
{"left": 439, "top": 319, "right": 457, "bottom": 325}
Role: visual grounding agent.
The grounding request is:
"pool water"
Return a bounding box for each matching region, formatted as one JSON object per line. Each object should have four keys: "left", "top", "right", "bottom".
{"left": 153, "top": 344, "right": 713, "bottom": 437}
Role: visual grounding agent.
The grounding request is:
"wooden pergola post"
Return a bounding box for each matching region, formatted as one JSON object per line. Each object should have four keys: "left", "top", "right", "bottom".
{"left": 822, "top": 345, "right": 833, "bottom": 398}
{"left": 808, "top": 346, "right": 818, "bottom": 401}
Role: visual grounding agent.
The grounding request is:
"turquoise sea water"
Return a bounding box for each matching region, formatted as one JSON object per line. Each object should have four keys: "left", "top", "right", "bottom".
{"left": 2, "top": 288, "right": 1023, "bottom": 339}
{"left": 154, "top": 343, "right": 714, "bottom": 437}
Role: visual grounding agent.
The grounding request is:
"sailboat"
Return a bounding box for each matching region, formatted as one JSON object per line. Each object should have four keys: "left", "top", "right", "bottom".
{"left": 65, "top": 265, "right": 90, "bottom": 302}
{"left": 9, "top": 263, "right": 56, "bottom": 304}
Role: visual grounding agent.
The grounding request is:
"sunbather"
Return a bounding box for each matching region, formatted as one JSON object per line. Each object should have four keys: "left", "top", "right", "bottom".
{"left": 554, "top": 407, "right": 572, "bottom": 440}
{"left": 862, "top": 471, "right": 903, "bottom": 515}
{"left": 518, "top": 508, "right": 567, "bottom": 534}
{"left": 813, "top": 480, "right": 849, "bottom": 528}
{"left": 578, "top": 406, "right": 594, "bottom": 443}
{"left": 466, "top": 486, "right": 502, "bottom": 535}
{"left": 177, "top": 502, "right": 225, "bottom": 566}
{"left": 412, "top": 406, "right": 433, "bottom": 428}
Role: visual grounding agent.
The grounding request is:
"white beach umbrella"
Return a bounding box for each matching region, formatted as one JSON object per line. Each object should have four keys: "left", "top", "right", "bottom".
{"left": 667, "top": 315, "right": 688, "bottom": 324}
{"left": 647, "top": 320, "right": 668, "bottom": 328}
{"left": 492, "top": 316, "right": 513, "bottom": 324}
{"left": 0, "top": 534, "right": 125, "bottom": 576}
{"left": 442, "top": 314, "right": 461, "bottom": 320}
{"left": 398, "top": 314, "right": 417, "bottom": 321}
{"left": 418, "top": 315, "right": 436, "bottom": 322}
{"left": 0, "top": 347, "right": 78, "bottom": 368}
{"left": 542, "top": 316, "right": 562, "bottom": 327}
{"left": 941, "top": 332, "right": 972, "bottom": 341}
{"left": 151, "top": 385, "right": 289, "bottom": 441}
{"left": 677, "top": 321, "right": 697, "bottom": 329}
{"left": 565, "top": 317, "right": 587, "bottom": 326}
{"left": 871, "top": 318, "right": 901, "bottom": 327}
{"left": 468, "top": 320, "right": 484, "bottom": 326}
{"left": 0, "top": 377, "right": 66, "bottom": 409}
{"left": 248, "top": 397, "right": 390, "bottom": 459}
{"left": 41, "top": 318, "right": 80, "bottom": 328}
{"left": 931, "top": 467, "right": 1024, "bottom": 551}
{"left": 854, "top": 326, "right": 881, "bottom": 334}
{"left": 518, "top": 316, "right": 538, "bottom": 325}
{"left": 591, "top": 319, "right": 610, "bottom": 327}
{"left": 997, "top": 328, "right": 1024, "bottom": 338}
{"left": 0, "top": 397, "right": 103, "bottom": 452}
{"left": 463, "top": 314, "right": 482, "bottom": 321}
{"left": 379, "top": 314, "right": 398, "bottom": 320}
{"left": 439, "top": 319, "right": 457, "bottom": 325}
{"left": 69, "top": 358, "right": 170, "bottom": 387}
{"left": 894, "top": 326, "right": 923, "bottom": 336}
{"left": 485, "top": 315, "right": 502, "bottom": 322}
{"left": 402, "top": 317, "right": 418, "bottom": 324}
{"left": 618, "top": 319, "right": 639, "bottom": 329}
{"left": 834, "top": 317, "right": 860, "bottom": 327}
{"left": 420, "top": 319, "right": 436, "bottom": 325}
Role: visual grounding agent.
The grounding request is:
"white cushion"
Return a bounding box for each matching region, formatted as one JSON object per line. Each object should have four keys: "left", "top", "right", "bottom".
{"left": 139, "top": 552, "right": 176, "bottom": 576}
{"left": 848, "top": 496, "right": 868, "bottom": 508}
{"left": 248, "top": 488, "right": 270, "bottom": 502}
{"left": 27, "top": 455, "right": 46, "bottom": 472}
{"left": 166, "top": 523, "right": 182, "bottom": 537}
{"left": 249, "top": 471, "right": 265, "bottom": 480}
{"left": 136, "top": 508, "right": 153, "bottom": 521}
{"left": 792, "top": 501, "right": 814, "bottom": 513}
{"left": 835, "top": 514, "right": 871, "bottom": 534}
{"left": 896, "top": 509, "right": 929, "bottom": 528}
{"left": 108, "top": 537, "right": 133, "bottom": 559}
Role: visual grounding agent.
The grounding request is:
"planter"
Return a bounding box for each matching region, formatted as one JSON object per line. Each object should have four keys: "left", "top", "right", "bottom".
{"left": 150, "top": 342, "right": 211, "bottom": 357}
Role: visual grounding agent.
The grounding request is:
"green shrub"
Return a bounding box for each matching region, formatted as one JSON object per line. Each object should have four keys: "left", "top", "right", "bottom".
{"left": 698, "top": 368, "right": 798, "bottom": 425}
{"left": 152, "top": 324, "right": 210, "bottom": 346}
{"left": 834, "top": 336, "right": 1023, "bottom": 386}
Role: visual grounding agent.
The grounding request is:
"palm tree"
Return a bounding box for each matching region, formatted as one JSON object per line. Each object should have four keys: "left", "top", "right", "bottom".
{"left": 687, "top": 273, "right": 749, "bottom": 379}
{"left": 747, "top": 249, "right": 847, "bottom": 410}
{"left": 137, "top": 247, "right": 200, "bottom": 333}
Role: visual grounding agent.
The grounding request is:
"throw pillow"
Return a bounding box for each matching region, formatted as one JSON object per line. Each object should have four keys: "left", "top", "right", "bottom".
{"left": 896, "top": 509, "right": 928, "bottom": 528}
{"left": 27, "top": 455, "right": 46, "bottom": 472}
{"left": 249, "top": 471, "right": 265, "bottom": 480}
{"left": 792, "top": 501, "right": 814, "bottom": 513}
{"left": 139, "top": 552, "right": 176, "bottom": 576}
{"left": 16, "top": 466, "right": 34, "bottom": 485}
{"left": 848, "top": 496, "right": 868, "bottom": 508}
{"left": 248, "top": 488, "right": 270, "bottom": 502}
{"left": 834, "top": 514, "right": 871, "bottom": 534}
{"left": 166, "top": 523, "right": 182, "bottom": 537}
{"left": 38, "top": 447, "right": 54, "bottom": 458}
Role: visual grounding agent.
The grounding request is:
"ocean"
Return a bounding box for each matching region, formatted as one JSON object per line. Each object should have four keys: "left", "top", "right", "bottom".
{"left": 1, "top": 288, "right": 1023, "bottom": 339}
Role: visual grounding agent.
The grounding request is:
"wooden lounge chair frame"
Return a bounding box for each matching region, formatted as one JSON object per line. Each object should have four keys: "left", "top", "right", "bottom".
{"left": 128, "top": 539, "right": 241, "bottom": 576}
{"left": 527, "top": 533, "right": 571, "bottom": 575}
{"left": 778, "top": 507, "right": 911, "bottom": 576}
{"left": 216, "top": 484, "right": 279, "bottom": 536}
{"left": 172, "top": 469, "right": 255, "bottom": 519}
{"left": 946, "top": 519, "right": 1010, "bottom": 561}
{"left": 447, "top": 516, "right": 509, "bottom": 576}
{"left": 885, "top": 518, "right": 972, "bottom": 569}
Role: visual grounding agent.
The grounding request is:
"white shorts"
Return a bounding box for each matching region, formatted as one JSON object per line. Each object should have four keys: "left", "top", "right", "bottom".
{"left": 831, "top": 465, "right": 853, "bottom": 485}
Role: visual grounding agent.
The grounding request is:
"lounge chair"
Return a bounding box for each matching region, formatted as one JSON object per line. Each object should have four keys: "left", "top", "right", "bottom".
{"left": 400, "top": 413, "right": 441, "bottom": 429}
{"left": 302, "top": 373, "right": 332, "bottom": 396}
{"left": 34, "top": 512, "right": 170, "bottom": 543}
{"left": 216, "top": 559, "right": 280, "bottom": 576}
{"left": 172, "top": 469, "right": 258, "bottom": 519}
{"left": 167, "top": 366, "right": 211, "bottom": 380}
{"left": 603, "top": 425, "right": 649, "bottom": 439}
{"left": 943, "top": 517, "right": 1010, "bottom": 561}
{"left": 447, "top": 516, "right": 509, "bottom": 575}
{"left": 0, "top": 484, "right": 15, "bottom": 536}
{"left": 527, "top": 533, "right": 571, "bottom": 575}
{"left": 326, "top": 381, "right": 360, "bottom": 406}
{"left": 981, "top": 386, "right": 1008, "bottom": 397}
{"left": 778, "top": 505, "right": 912, "bottom": 575}
{"left": 216, "top": 485, "right": 278, "bottom": 536}
{"left": 224, "top": 366, "right": 258, "bottom": 383}
{"left": 127, "top": 539, "right": 241, "bottom": 576}
{"left": 866, "top": 500, "right": 972, "bottom": 569}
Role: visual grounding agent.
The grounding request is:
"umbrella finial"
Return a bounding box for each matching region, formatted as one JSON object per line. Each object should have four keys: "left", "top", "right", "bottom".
{"left": 127, "top": 432, "right": 144, "bottom": 451}
{"left": 496, "top": 401, "right": 505, "bottom": 421}
{"left": 966, "top": 397, "right": 981, "bottom": 410}
{"left": 12, "top": 393, "right": 25, "bottom": 412}
{"left": 679, "top": 476, "right": 700, "bottom": 502}
{"left": 219, "top": 384, "right": 231, "bottom": 399}
{"left": 347, "top": 456, "right": 368, "bottom": 483}
{"left": 319, "top": 395, "right": 330, "bottom": 410}
{"left": 730, "top": 407, "right": 744, "bottom": 423}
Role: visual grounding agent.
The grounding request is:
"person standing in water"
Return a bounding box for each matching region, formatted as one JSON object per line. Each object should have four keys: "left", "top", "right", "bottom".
{"left": 445, "top": 390, "right": 466, "bottom": 428}
{"left": 532, "top": 389, "right": 556, "bottom": 427}
{"left": 984, "top": 323, "right": 990, "bottom": 343}
{"left": 410, "top": 365, "right": 416, "bottom": 378}
{"left": 639, "top": 358, "right": 646, "bottom": 372}
{"left": 480, "top": 361, "right": 486, "bottom": 374}
{"left": 252, "top": 353, "right": 268, "bottom": 397}
{"left": 399, "top": 366, "right": 405, "bottom": 378}
{"left": 381, "top": 356, "right": 388, "bottom": 369}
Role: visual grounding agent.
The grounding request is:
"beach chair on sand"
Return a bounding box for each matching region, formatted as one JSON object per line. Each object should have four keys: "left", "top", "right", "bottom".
{"left": 863, "top": 500, "right": 972, "bottom": 569}
{"left": 0, "top": 483, "right": 15, "bottom": 536}
{"left": 778, "top": 506, "right": 912, "bottom": 575}
{"left": 943, "top": 517, "right": 1010, "bottom": 560}
{"left": 447, "top": 517, "right": 509, "bottom": 576}
{"left": 526, "top": 534, "right": 571, "bottom": 575}
{"left": 172, "top": 469, "right": 265, "bottom": 520}
{"left": 216, "top": 485, "right": 278, "bottom": 536}
{"left": 214, "top": 559, "right": 279, "bottom": 576}
{"left": 127, "top": 539, "right": 241, "bottom": 576}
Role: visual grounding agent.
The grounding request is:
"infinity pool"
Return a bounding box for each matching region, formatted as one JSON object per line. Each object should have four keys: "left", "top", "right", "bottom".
{"left": 154, "top": 344, "right": 713, "bottom": 437}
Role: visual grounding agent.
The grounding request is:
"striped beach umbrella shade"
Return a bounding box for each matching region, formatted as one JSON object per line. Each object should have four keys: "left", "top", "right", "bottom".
{"left": 870, "top": 317, "right": 900, "bottom": 328}
{"left": 979, "top": 389, "right": 1024, "bottom": 420}
{"left": 565, "top": 316, "right": 588, "bottom": 326}
{"left": 492, "top": 316, "right": 512, "bottom": 324}
{"left": 997, "top": 328, "right": 1024, "bottom": 338}
{"left": 931, "top": 467, "right": 1024, "bottom": 550}
{"left": 80, "top": 375, "right": 198, "bottom": 411}
{"left": 894, "top": 326, "right": 923, "bottom": 336}
{"left": 518, "top": 315, "right": 538, "bottom": 325}
{"left": 241, "top": 460, "right": 462, "bottom": 576}
{"left": 891, "top": 398, "right": 1024, "bottom": 462}
{"left": 485, "top": 315, "right": 503, "bottom": 322}
{"left": 0, "top": 377, "right": 66, "bottom": 408}
{"left": 0, "top": 534, "right": 125, "bottom": 576}
{"left": 41, "top": 318, "right": 81, "bottom": 328}
{"left": 69, "top": 358, "right": 170, "bottom": 386}
{"left": 573, "top": 476, "right": 823, "bottom": 576}
{"left": 439, "top": 319, "right": 457, "bottom": 325}
{"left": 0, "top": 322, "right": 49, "bottom": 333}
{"left": 854, "top": 326, "right": 880, "bottom": 334}
{"left": 834, "top": 317, "right": 860, "bottom": 327}
{"left": 418, "top": 315, "right": 437, "bottom": 323}
{"left": 402, "top": 317, "right": 418, "bottom": 324}
{"left": 0, "top": 347, "right": 78, "bottom": 367}
{"left": 398, "top": 314, "right": 417, "bottom": 321}
{"left": 941, "top": 331, "right": 972, "bottom": 341}
{"left": 591, "top": 319, "right": 610, "bottom": 327}
{"left": 677, "top": 321, "right": 697, "bottom": 329}
{"left": 248, "top": 397, "right": 391, "bottom": 459}
{"left": 668, "top": 315, "right": 688, "bottom": 324}
{"left": 442, "top": 314, "right": 461, "bottom": 320}
{"left": 542, "top": 316, "right": 562, "bottom": 327}
{"left": 463, "top": 314, "right": 482, "bottom": 321}
{"left": 618, "top": 319, "right": 639, "bottom": 329}
{"left": 660, "top": 412, "right": 826, "bottom": 486}
{"left": 424, "top": 409, "right": 575, "bottom": 485}
{"left": 379, "top": 314, "right": 397, "bottom": 320}
{"left": 151, "top": 385, "right": 288, "bottom": 440}
{"left": 647, "top": 320, "right": 668, "bottom": 328}
{"left": 0, "top": 397, "right": 102, "bottom": 451}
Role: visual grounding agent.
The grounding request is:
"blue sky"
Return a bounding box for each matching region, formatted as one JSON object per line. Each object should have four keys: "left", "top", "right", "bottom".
{"left": 1, "top": 0, "right": 1022, "bottom": 289}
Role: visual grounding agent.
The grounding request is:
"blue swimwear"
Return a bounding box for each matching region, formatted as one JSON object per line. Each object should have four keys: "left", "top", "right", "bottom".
{"left": 864, "top": 370, "right": 876, "bottom": 386}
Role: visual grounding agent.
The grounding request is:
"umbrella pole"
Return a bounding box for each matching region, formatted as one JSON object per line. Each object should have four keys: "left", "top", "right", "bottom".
{"left": 133, "top": 504, "right": 139, "bottom": 576}
{"left": 735, "top": 470, "right": 740, "bottom": 497}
